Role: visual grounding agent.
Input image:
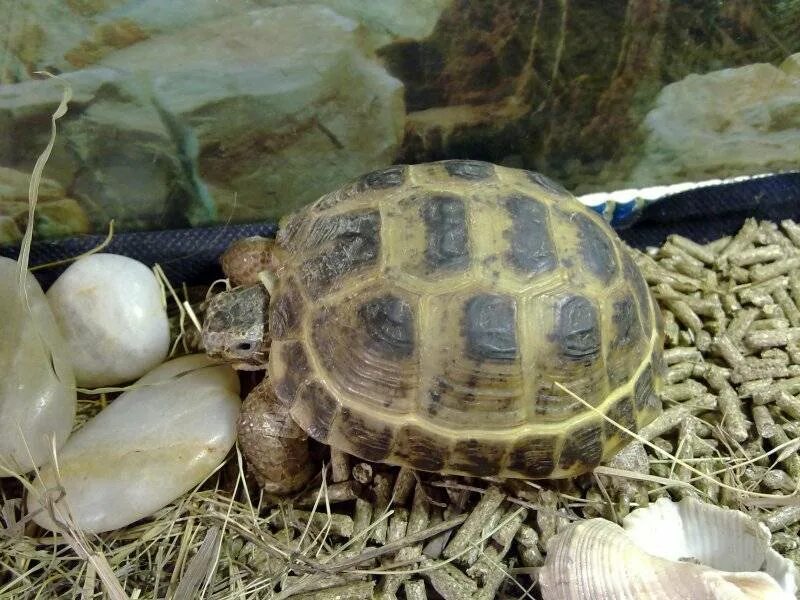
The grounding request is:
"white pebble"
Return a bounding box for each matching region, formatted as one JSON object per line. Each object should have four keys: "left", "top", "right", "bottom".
{"left": 0, "top": 257, "right": 76, "bottom": 473}
{"left": 28, "top": 354, "right": 241, "bottom": 533}
{"left": 46, "top": 253, "right": 170, "bottom": 387}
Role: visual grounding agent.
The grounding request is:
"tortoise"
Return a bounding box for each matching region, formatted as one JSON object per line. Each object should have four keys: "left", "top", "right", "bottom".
{"left": 202, "top": 160, "right": 664, "bottom": 493}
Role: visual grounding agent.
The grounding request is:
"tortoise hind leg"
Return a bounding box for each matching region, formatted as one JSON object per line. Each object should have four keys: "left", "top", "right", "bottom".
{"left": 238, "top": 378, "right": 315, "bottom": 494}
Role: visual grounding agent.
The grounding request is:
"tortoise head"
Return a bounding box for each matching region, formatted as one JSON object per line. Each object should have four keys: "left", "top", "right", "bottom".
{"left": 202, "top": 284, "right": 270, "bottom": 370}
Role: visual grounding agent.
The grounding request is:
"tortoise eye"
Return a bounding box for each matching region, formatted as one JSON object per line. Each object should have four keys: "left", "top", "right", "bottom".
{"left": 236, "top": 342, "right": 253, "bottom": 352}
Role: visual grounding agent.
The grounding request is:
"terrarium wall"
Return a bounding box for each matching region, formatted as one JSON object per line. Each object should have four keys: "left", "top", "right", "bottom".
{"left": 1, "top": 0, "right": 799, "bottom": 244}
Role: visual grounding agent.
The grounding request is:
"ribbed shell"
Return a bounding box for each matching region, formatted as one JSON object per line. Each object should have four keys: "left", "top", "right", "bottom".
{"left": 267, "top": 160, "right": 663, "bottom": 479}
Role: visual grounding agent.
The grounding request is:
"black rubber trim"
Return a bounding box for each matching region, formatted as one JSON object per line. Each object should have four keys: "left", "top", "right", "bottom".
{"left": 2, "top": 171, "right": 798, "bottom": 289}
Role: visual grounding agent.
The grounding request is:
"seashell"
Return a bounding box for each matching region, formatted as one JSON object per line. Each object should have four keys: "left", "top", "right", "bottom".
{"left": 540, "top": 497, "right": 798, "bottom": 600}
{"left": 624, "top": 496, "right": 797, "bottom": 593}
{"left": 46, "top": 253, "right": 170, "bottom": 387}
{"left": 27, "top": 354, "right": 240, "bottom": 533}
{"left": 0, "top": 257, "right": 77, "bottom": 473}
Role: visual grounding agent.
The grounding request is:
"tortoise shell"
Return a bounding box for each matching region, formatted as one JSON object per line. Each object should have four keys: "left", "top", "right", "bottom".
{"left": 267, "top": 160, "right": 663, "bottom": 479}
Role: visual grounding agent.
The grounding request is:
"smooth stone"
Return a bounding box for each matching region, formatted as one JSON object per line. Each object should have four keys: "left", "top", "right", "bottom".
{"left": 28, "top": 354, "right": 241, "bottom": 533}
{"left": 0, "top": 257, "right": 76, "bottom": 473}
{"left": 46, "top": 253, "right": 170, "bottom": 388}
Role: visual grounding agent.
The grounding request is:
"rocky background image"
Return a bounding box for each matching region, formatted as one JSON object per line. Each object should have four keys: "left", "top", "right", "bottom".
{"left": 1, "top": 0, "right": 799, "bottom": 243}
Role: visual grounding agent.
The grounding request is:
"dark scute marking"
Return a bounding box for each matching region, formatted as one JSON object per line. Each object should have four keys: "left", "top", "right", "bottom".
{"left": 427, "top": 382, "right": 444, "bottom": 417}
{"left": 654, "top": 304, "right": 665, "bottom": 335}
{"left": 508, "top": 436, "right": 556, "bottom": 478}
{"left": 606, "top": 394, "right": 636, "bottom": 439}
{"left": 276, "top": 213, "right": 305, "bottom": 249}
{"left": 452, "top": 439, "right": 504, "bottom": 477}
{"left": 525, "top": 170, "right": 570, "bottom": 197}
{"left": 652, "top": 345, "right": 666, "bottom": 380}
{"left": 634, "top": 365, "right": 660, "bottom": 413}
{"left": 313, "top": 302, "right": 414, "bottom": 404}
{"left": 358, "top": 295, "right": 415, "bottom": 359}
{"left": 623, "top": 251, "right": 654, "bottom": 324}
{"left": 442, "top": 159, "right": 494, "bottom": 180}
{"left": 608, "top": 363, "right": 633, "bottom": 389}
{"left": 395, "top": 426, "right": 446, "bottom": 472}
{"left": 534, "top": 388, "right": 581, "bottom": 417}
{"left": 608, "top": 360, "right": 641, "bottom": 389}
{"left": 422, "top": 195, "right": 470, "bottom": 271}
{"left": 296, "top": 381, "right": 339, "bottom": 442}
{"left": 269, "top": 279, "right": 304, "bottom": 340}
{"left": 504, "top": 195, "right": 557, "bottom": 275}
{"left": 358, "top": 165, "right": 407, "bottom": 190}
{"left": 300, "top": 210, "right": 380, "bottom": 297}
{"left": 558, "top": 422, "right": 603, "bottom": 471}
{"left": 554, "top": 295, "right": 600, "bottom": 362}
{"left": 339, "top": 408, "right": 393, "bottom": 462}
{"left": 273, "top": 341, "right": 310, "bottom": 404}
{"left": 575, "top": 213, "right": 618, "bottom": 283}
{"left": 611, "top": 294, "right": 641, "bottom": 349}
{"left": 464, "top": 294, "right": 517, "bottom": 362}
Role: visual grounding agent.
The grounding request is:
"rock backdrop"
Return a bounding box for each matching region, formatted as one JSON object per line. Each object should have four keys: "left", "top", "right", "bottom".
{"left": 630, "top": 54, "right": 800, "bottom": 186}
{"left": 0, "top": 0, "right": 798, "bottom": 237}
{"left": 98, "top": 6, "right": 406, "bottom": 224}
{"left": 0, "top": 3, "right": 425, "bottom": 231}
{"left": 379, "top": 0, "right": 800, "bottom": 193}
{"left": 0, "top": 166, "right": 89, "bottom": 245}
{"left": 0, "top": 0, "right": 449, "bottom": 78}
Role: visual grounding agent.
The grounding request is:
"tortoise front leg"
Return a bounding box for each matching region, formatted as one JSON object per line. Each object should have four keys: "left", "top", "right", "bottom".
{"left": 238, "top": 378, "right": 315, "bottom": 494}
